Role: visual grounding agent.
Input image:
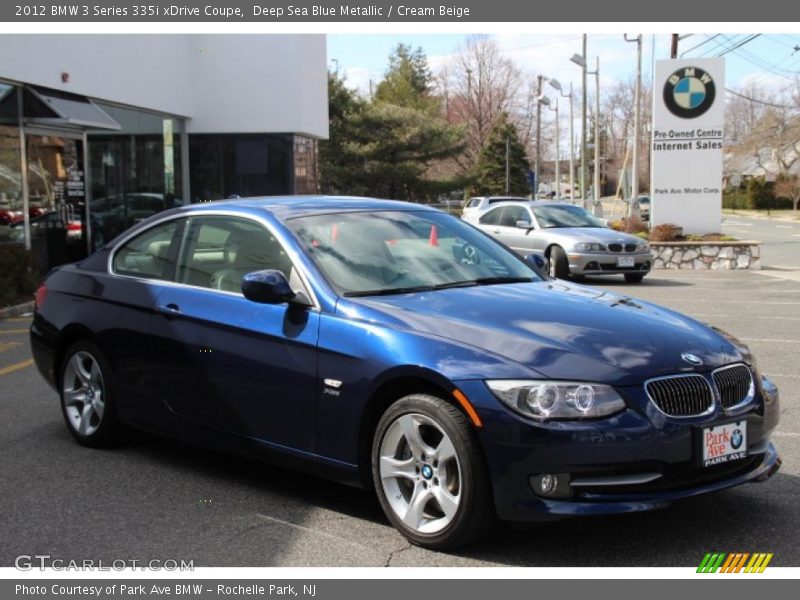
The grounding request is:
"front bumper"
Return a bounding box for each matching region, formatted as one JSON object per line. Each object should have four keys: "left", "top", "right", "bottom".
{"left": 456, "top": 379, "right": 781, "bottom": 522}
{"left": 567, "top": 251, "right": 653, "bottom": 276}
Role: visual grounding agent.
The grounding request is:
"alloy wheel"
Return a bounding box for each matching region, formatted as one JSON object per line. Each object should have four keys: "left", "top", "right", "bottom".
{"left": 378, "top": 413, "right": 462, "bottom": 534}
{"left": 62, "top": 351, "right": 105, "bottom": 437}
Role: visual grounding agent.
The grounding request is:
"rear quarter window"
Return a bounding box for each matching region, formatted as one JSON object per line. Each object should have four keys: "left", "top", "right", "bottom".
{"left": 112, "top": 220, "right": 181, "bottom": 280}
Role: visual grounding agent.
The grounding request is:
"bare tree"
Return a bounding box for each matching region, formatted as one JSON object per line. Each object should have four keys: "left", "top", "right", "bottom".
{"left": 774, "top": 175, "right": 800, "bottom": 210}
{"left": 726, "top": 81, "right": 800, "bottom": 178}
{"left": 601, "top": 78, "right": 652, "bottom": 193}
{"left": 438, "top": 36, "right": 523, "bottom": 174}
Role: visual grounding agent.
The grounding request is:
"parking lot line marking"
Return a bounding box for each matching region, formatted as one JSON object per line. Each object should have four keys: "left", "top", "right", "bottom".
{"left": 0, "top": 359, "right": 33, "bottom": 377}
{"left": 4, "top": 316, "right": 32, "bottom": 322}
{"left": 254, "top": 513, "right": 371, "bottom": 550}
{"left": 661, "top": 299, "right": 800, "bottom": 305}
{"left": 741, "top": 338, "right": 800, "bottom": 344}
{"left": 772, "top": 431, "right": 800, "bottom": 438}
{"left": 0, "top": 329, "right": 29, "bottom": 335}
{"left": 0, "top": 341, "right": 21, "bottom": 353}
{"left": 758, "top": 316, "right": 800, "bottom": 320}
{"left": 768, "top": 373, "right": 800, "bottom": 379}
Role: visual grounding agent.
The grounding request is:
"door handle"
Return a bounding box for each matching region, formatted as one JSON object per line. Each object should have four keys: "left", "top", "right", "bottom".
{"left": 156, "top": 303, "right": 182, "bottom": 317}
{"left": 493, "top": 229, "right": 502, "bottom": 234}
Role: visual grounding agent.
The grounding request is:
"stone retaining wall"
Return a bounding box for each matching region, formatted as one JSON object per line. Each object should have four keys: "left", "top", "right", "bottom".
{"left": 652, "top": 241, "right": 761, "bottom": 270}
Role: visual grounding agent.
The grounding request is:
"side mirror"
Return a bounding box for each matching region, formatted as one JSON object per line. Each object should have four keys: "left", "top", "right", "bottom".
{"left": 524, "top": 251, "right": 551, "bottom": 279}
{"left": 516, "top": 220, "right": 532, "bottom": 229}
{"left": 241, "top": 270, "right": 297, "bottom": 304}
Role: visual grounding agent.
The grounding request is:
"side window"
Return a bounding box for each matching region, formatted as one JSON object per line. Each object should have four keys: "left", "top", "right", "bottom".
{"left": 499, "top": 206, "right": 529, "bottom": 227}
{"left": 176, "top": 216, "right": 293, "bottom": 293}
{"left": 468, "top": 198, "right": 481, "bottom": 208}
{"left": 479, "top": 207, "right": 503, "bottom": 226}
{"left": 112, "top": 219, "right": 181, "bottom": 280}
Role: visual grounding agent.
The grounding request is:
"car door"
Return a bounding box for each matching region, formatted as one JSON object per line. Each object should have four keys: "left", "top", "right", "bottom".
{"left": 148, "top": 214, "right": 320, "bottom": 452}
{"left": 107, "top": 217, "right": 186, "bottom": 421}
{"left": 480, "top": 205, "right": 529, "bottom": 254}
{"left": 526, "top": 209, "right": 550, "bottom": 252}
{"left": 497, "top": 205, "right": 536, "bottom": 255}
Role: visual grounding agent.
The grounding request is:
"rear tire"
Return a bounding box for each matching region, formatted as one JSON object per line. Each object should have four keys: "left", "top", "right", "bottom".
{"left": 548, "top": 246, "right": 570, "bottom": 279}
{"left": 60, "top": 340, "right": 123, "bottom": 447}
{"left": 372, "top": 394, "right": 495, "bottom": 550}
{"left": 624, "top": 273, "right": 645, "bottom": 283}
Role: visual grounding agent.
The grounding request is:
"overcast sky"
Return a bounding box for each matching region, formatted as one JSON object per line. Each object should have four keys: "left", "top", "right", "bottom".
{"left": 328, "top": 33, "right": 800, "bottom": 98}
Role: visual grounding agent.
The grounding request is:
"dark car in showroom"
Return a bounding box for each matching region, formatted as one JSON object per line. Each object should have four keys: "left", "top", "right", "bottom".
{"left": 30, "top": 196, "right": 780, "bottom": 549}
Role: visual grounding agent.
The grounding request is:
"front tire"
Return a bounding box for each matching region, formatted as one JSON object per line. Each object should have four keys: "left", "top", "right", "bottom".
{"left": 60, "top": 340, "right": 123, "bottom": 447}
{"left": 372, "top": 394, "right": 494, "bottom": 550}
{"left": 548, "top": 245, "right": 570, "bottom": 279}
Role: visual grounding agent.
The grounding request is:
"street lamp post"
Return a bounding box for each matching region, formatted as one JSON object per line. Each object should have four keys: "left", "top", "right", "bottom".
{"left": 548, "top": 79, "right": 575, "bottom": 202}
{"left": 588, "top": 58, "right": 601, "bottom": 212}
{"left": 537, "top": 95, "right": 558, "bottom": 197}
{"left": 534, "top": 74, "right": 543, "bottom": 197}
{"left": 550, "top": 99, "right": 560, "bottom": 196}
{"left": 571, "top": 34, "right": 588, "bottom": 209}
{"left": 624, "top": 34, "right": 643, "bottom": 219}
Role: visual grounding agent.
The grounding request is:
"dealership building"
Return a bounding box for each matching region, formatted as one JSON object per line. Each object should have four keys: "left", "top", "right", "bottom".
{"left": 0, "top": 34, "right": 328, "bottom": 266}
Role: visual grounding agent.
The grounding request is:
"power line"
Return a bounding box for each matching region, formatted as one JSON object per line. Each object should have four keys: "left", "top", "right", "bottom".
{"left": 716, "top": 34, "right": 762, "bottom": 57}
{"left": 726, "top": 87, "right": 798, "bottom": 110}
{"left": 679, "top": 34, "right": 720, "bottom": 57}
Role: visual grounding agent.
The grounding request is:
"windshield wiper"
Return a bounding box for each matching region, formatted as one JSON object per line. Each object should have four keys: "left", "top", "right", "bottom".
{"left": 440, "top": 276, "right": 535, "bottom": 287}
{"left": 431, "top": 280, "right": 480, "bottom": 290}
{"left": 344, "top": 277, "right": 534, "bottom": 297}
{"left": 344, "top": 285, "right": 435, "bottom": 297}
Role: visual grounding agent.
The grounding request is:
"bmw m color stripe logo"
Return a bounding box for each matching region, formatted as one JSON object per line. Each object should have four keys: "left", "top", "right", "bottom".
{"left": 664, "top": 67, "right": 716, "bottom": 119}
{"left": 697, "top": 552, "right": 773, "bottom": 573}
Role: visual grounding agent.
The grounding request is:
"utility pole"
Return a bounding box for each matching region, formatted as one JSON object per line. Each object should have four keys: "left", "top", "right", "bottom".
{"left": 550, "top": 99, "right": 560, "bottom": 197}
{"left": 625, "top": 34, "right": 643, "bottom": 219}
{"left": 593, "top": 58, "right": 601, "bottom": 211}
{"left": 581, "top": 34, "right": 588, "bottom": 209}
{"left": 568, "top": 82, "right": 575, "bottom": 202}
{"left": 534, "top": 74, "right": 543, "bottom": 197}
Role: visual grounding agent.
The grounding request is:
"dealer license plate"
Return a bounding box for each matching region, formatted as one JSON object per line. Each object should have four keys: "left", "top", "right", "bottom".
{"left": 617, "top": 256, "right": 635, "bottom": 267}
{"left": 701, "top": 421, "right": 747, "bottom": 467}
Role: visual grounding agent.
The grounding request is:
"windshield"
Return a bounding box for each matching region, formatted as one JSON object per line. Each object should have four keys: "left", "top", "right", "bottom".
{"left": 532, "top": 205, "right": 605, "bottom": 228}
{"left": 288, "top": 210, "right": 540, "bottom": 297}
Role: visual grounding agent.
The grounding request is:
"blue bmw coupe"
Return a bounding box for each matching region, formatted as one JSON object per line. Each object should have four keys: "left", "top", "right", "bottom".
{"left": 30, "top": 196, "right": 781, "bottom": 549}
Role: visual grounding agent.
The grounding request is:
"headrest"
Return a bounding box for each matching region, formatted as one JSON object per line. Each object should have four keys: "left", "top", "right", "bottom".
{"left": 148, "top": 240, "right": 172, "bottom": 259}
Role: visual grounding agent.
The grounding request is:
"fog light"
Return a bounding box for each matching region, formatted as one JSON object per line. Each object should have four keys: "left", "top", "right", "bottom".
{"left": 529, "top": 473, "right": 572, "bottom": 498}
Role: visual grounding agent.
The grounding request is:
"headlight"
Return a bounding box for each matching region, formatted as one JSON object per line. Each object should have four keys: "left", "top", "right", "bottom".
{"left": 486, "top": 380, "right": 627, "bottom": 420}
{"left": 637, "top": 242, "right": 650, "bottom": 253}
{"left": 573, "top": 242, "right": 605, "bottom": 252}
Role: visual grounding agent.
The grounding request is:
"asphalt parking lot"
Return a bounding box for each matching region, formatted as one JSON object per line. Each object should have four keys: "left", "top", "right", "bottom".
{"left": 1, "top": 267, "right": 798, "bottom": 568}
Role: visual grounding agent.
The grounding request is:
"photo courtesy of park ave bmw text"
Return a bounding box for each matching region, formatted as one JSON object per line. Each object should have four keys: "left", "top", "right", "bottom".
{"left": 0, "top": 0, "right": 799, "bottom": 594}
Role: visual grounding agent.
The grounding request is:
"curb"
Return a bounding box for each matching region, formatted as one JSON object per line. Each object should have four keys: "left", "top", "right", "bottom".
{"left": 0, "top": 300, "right": 34, "bottom": 320}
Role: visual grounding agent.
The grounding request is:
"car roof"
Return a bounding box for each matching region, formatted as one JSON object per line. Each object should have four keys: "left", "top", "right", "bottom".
{"left": 483, "top": 200, "right": 580, "bottom": 209}
{"left": 177, "top": 195, "right": 439, "bottom": 220}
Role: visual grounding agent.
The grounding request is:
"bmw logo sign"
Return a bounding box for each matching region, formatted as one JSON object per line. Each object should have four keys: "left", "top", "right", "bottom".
{"left": 681, "top": 352, "right": 704, "bottom": 366}
{"left": 731, "top": 429, "right": 743, "bottom": 450}
{"left": 421, "top": 464, "right": 433, "bottom": 480}
{"left": 663, "top": 67, "right": 716, "bottom": 119}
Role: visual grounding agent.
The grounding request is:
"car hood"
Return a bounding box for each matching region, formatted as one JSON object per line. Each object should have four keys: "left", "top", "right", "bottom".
{"left": 540, "top": 227, "right": 643, "bottom": 245}
{"left": 337, "top": 281, "right": 741, "bottom": 385}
